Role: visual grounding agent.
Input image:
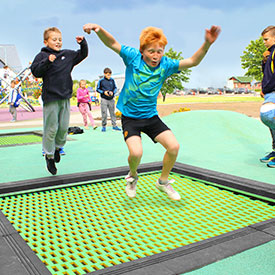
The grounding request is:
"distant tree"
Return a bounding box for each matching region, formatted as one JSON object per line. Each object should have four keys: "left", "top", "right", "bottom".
{"left": 72, "top": 81, "right": 79, "bottom": 97}
{"left": 161, "top": 48, "right": 191, "bottom": 102}
{"left": 88, "top": 80, "right": 95, "bottom": 88}
{"left": 240, "top": 37, "right": 266, "bottom": 81}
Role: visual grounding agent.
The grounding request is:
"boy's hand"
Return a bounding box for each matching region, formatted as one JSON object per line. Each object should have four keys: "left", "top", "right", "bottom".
{"left": 205, "top": 25, "right": 221, "bottom": 45}
{"left": 83, "top": 23, "right": 100, "bottom": 34}
{"left": 260, "top": 91, "right": 265, "bottom": 98}
{"left": 263, "top": 50, "right": 270, "bottom": 64}
{"left": 76, "top": 36, "right": 84, "bottom": 43}
{"left": 49, "top": 54, "right": 56, "bottom": 62}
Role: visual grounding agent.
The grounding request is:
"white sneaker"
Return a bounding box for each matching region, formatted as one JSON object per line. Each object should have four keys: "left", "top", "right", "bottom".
{"left": 125, "top": 173, "right": 138, "bottom": 198}
{"left": 156, "top": 179, "right": 181, "bottom": 201}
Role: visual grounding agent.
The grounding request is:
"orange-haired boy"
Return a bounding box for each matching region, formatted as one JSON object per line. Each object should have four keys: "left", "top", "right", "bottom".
{"left": 83, "top": 23, "right": 220, "bottom": 200}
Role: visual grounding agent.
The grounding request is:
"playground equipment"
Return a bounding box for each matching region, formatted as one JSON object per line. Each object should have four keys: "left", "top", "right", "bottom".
{"left": 0, "top": 67, "right": 37, "bottom": 112}
{"left": 88, "top": 86, "right": 100, "bottom": 105}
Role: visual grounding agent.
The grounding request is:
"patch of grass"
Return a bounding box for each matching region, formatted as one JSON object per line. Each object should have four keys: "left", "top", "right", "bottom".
{"left": 70, "top": 97, "right": 78, "bottom": 106}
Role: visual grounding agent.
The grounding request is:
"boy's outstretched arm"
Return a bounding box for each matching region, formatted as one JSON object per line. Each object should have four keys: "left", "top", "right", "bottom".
{"left": 83, "top": 23, "right": 121, "bottom": 54}
{"left": 178, "top": 25, "right": 221, "bottom": 70}
{"left": 73, "top": 36, "right": 88, "bottom": 65}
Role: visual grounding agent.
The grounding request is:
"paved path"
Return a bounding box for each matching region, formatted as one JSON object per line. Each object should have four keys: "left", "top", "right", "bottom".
{"left": 0, "top": 105, "right": 109, "bottom": 129}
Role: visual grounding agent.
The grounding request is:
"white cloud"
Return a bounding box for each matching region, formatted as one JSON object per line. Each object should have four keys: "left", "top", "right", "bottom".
{"left": 1, "top": 0, "right": 275, "bottom": 87}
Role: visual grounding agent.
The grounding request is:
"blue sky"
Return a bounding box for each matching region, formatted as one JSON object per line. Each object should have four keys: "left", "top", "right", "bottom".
{"left": 1, "top": 0, "right": 274, "bottom": 88}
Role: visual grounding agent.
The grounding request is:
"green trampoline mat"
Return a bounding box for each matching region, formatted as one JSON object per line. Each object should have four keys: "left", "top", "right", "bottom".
{"left": 0, "top": 172, "right": 274, "bottom": 275}
{"left": 0, "top": 134, "right": 42, "bottom": 146}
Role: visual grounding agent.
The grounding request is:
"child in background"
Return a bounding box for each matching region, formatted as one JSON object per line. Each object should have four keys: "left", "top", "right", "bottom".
{"left": 83, "top": 23, "right": 220, "bottom": 200}
{"left": 8, "top": 80, "right": 22, "bottom": 122}
{"left": 0, "top": 65, "right": 16, "bottom": 89}
{"left": 31, "top": 27, "right": 88, "bottom": 175}
{"left": 77, "top": 79, "right": 97, "bottom": 130}
{"left": 259, "top": 25, "right": 275, "bottom": 167}
{"left": 96, "top": 67, "right": 121, "bottom": 132}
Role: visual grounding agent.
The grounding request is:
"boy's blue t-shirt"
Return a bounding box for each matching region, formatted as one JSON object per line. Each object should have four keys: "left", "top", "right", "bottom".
{"left": 117, "top": 45, "right": 180, "bottom": 119}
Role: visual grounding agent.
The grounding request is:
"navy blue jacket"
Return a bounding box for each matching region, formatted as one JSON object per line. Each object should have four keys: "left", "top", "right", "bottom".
{"left": 31, "top": 38, "right": 88, "bottom": 103}
{"left": 96, "top": 77, "right": 117, "bottom": 100}
{"left": 262, "top": 45, "right": 275, "bottom": 94}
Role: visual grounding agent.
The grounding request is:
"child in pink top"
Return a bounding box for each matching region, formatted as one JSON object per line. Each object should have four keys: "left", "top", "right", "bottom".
{"left": 77, "top": 79, "right": 97, "bottom": 130}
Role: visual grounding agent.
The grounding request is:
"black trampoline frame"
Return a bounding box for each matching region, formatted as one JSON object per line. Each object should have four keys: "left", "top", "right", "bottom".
{"left": 0, "top": 162, "right": 275, "bottom": 275}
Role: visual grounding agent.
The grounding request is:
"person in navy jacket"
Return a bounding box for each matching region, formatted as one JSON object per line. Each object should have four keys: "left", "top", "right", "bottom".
{"left": 96, "top": 67, "right": 121, "bottom": 132}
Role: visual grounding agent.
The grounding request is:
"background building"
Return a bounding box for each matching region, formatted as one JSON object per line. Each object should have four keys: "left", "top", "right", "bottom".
{"left": 0, "top": 44, "right": 22, "bottom": 73}
{"left": 227, "top": 76, "right": 261, "bottom": 90}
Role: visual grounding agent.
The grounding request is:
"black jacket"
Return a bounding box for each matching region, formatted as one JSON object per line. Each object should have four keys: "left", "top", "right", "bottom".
{"left": 262, "top": 44, "right": 275, "bottom": 94}
{"left": 96, "top": 77, "right": 117, "bottom": 100}
{"left": 31, "top": 38, "right": 88, "bottom": 103}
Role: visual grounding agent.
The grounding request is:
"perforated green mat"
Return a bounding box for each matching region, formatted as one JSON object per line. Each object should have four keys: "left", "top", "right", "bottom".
{"left": 0, "top": 134, "right": 42, "bottom": 146}
{"left": 0, "top": 172, "right": 274, "bottom": 275}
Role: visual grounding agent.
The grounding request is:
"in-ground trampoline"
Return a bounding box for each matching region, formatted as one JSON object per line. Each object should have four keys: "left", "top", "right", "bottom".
{"left": 0, "top": 162, "right": 274, "bottom": 275}
{"left": 0, "top": 131, "right": 43, "bottom": 148}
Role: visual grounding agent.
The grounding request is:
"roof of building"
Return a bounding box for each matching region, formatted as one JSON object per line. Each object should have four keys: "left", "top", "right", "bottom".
{"left": 0, "top": 44, "right": 22, "bottom": 73}
{"left": 228, "top": 76, "right": 254, "bottom": 83}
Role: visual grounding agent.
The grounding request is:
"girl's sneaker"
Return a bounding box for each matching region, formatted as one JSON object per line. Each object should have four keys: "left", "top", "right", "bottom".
{"left": 260, "top": 151, "right": 275, "bottom": 163}
{"left": 156, "top": 179, "right": 181, "bottom": 201}
{"left": 125, "top": 173, "right": 138, "bottom": 198}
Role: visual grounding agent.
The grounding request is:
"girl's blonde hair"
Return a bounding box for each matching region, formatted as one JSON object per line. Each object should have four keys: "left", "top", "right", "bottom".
{"left": 79, "top": 79, "right": 86, "bottom": 87}
{"left": 139, "top": 26, "right": 167, "bottom": 52}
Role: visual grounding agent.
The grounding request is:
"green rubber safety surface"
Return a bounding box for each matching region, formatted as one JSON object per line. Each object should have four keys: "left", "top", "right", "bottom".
{"left": 0, "top": 134, "right": 42, "bottom": 147}
{"left": 0, "top": 172, "right": 274, "bottom": 275}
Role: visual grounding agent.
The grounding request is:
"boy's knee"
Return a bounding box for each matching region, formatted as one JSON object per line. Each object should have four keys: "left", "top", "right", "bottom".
{"left": 168, "top": 142, "right": 180, "bottom": 155}
{"left": 261, "top": 112, "right": 275, "bottom": 128}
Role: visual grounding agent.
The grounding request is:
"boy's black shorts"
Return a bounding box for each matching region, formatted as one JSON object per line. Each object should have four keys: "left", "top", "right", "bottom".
{"left": 121, "top": 115, "right": 170, "bottom": 143}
